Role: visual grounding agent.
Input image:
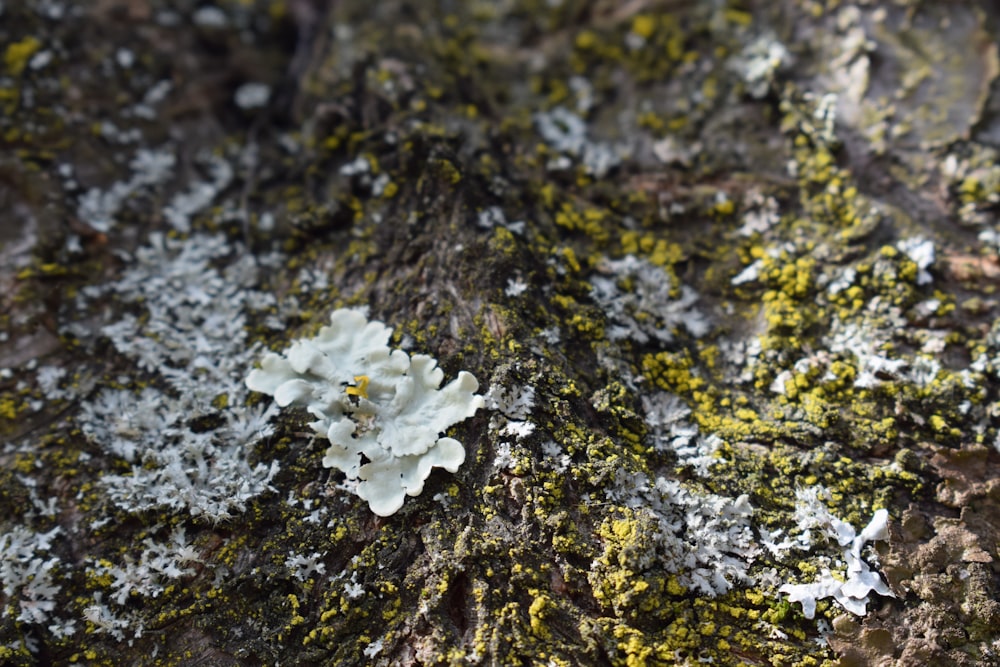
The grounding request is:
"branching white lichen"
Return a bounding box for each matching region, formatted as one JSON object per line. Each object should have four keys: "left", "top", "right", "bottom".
{"left": 90, "top": 528, "right": 199, "bottom": 607}
{"left": 74, "top": 147, "right": 176, "bottom": 233}
{"left": 0, "top": 526, "right": 63, "bottom": 628}
{"left": 604, "top": 472, "right": 758, "bottom": 596}
{"left": 895, "top": 236, "right": 935, "bottom": 286}
{"left": 591, "top": 255, "right": 710, "bottom": 344}
{"left": 286, "top": 551, "right": 328, "bottom": 583}
{"left": 246, "top": 308, "right": 484, "bottom": 516}
{"left": 76, "top": 231, "right": 282, "bottom": 523}
{"left": 533, "top": 106, "right": 627, "bottom": 178}
{"left": 779, "top": 487, "right": 894, "bottom": 619}
{"left": 79, "top": 528, "right": 208, "bottom": 644}
{"left": 641, "top": 390, "right": 721, "bottom": 476}
{"left": 482, "top": 379, "right": 537, "bottom": 471}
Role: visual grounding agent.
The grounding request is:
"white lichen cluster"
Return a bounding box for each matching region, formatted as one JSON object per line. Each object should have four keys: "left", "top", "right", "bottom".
{"left": 0, "top": 526, "right": 65, "bottom": 631}
{"left": 74, "top": 139, "right": 233, "bottom": 234}
{"left": 738, "top": 189, "right": 781, "bottom": 236}
{"left": 163, "top": 153, "right": 234, "bottom": 232}
{"left": 482, "top": 378, "right": 538, "bottom": 471}
{"left": 778, "top": 487, "right": 894, "bottom": 619}
{"left": 731, "top": 34, "right": 790, "bottom": 99}
{"left": 2, "top": 131, "right": 292, "bottom": 647}
{"left": 824, "top": 315, "right": 907, "bottom": 390}
{"left": 83, "top": 527, "right": 202, "bottom": 642}
{"left": 485, "top": 381, "right": 536, "bottom": 438}
{"left": 74, "top": 147, "right": 176, "bottom": 233}
{"left": 605, "top": 472, "right": 758, "bottom": 596}
{"left": 590, "top": 261, "right": 755, "bottom": 597}
{"left": 895, "top": 236, "right": 935, "bottom": 286}
{"left": 286, "top": 550, "right": 328, "bottom": 583}
{"left": 591, "top": 255, "right": 710, "bottom": 344}
{"left": 533, "top": 106, "right": 627, "bottom": 178}
{"left": 640, "top": 390, "right": 721, "bottom": 476}
{"left": 760, "top": 291, "right": 941, "bottom": 399}
{"left": 76, "top": 231, "right": 281, "bottom": 523}
{"left": 246, "top": 308, "right": 484, "bottom": 516}
{"left": 477, "top": 206, "right": 526, "bottom": 236}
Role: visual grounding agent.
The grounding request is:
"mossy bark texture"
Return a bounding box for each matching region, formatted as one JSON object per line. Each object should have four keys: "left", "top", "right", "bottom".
{"left": 3, "top": 1, "right": 1000, "bottom": 666}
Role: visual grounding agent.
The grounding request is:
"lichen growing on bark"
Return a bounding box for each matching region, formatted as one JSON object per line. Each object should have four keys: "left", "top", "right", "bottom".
{"left": 246, "top": 307, "right": 483, "bottom": 517}
{"left": 2, "top": 1, "right": 1000, "bottom": 666}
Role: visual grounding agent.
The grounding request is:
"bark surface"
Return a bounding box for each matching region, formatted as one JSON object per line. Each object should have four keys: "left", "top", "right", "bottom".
{"left": 2, "top": 1, "right": 1000, "bottom": 666}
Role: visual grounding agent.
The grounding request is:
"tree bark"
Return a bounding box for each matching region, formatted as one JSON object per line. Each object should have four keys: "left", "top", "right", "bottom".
{"left": 2, "top": 1, "right": 1000, "bottom": 666}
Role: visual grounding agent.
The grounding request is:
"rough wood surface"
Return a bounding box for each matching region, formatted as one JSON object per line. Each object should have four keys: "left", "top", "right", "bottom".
{"left": 2, "top": 1, "right": 1000, "bottom": 665}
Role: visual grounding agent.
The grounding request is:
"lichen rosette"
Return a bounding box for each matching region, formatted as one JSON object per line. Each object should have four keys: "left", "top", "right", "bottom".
{"left": 246, "top": 308, "right": 483, "bottom": 516}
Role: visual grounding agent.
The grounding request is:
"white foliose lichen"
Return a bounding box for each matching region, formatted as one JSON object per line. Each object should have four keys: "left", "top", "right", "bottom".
{"left": 246, "top": 308, "right": 484, "bottom": 516}
{"left": 779, "top": 487, "right": 894, "bottom": 619}
{"left": 895, "top": 236, "right": 935, "bottom": 286}
{"left": 731, "top": 34, "right": 790, "bottom": 99}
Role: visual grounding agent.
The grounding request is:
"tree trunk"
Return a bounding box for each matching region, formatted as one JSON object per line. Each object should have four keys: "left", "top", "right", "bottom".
{"left": 3, "top": 1, "right": 1000, "bottom": 665}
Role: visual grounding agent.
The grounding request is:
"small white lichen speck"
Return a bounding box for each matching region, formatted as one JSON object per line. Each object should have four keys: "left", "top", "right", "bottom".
{"left": 246, "top": 308, "right": 484, "bottom": 516}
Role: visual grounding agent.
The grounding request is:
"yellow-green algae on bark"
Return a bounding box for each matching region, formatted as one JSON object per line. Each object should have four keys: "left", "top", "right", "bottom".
{"left": 2, "top": 1, "right": 1000, "bottom": 666}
